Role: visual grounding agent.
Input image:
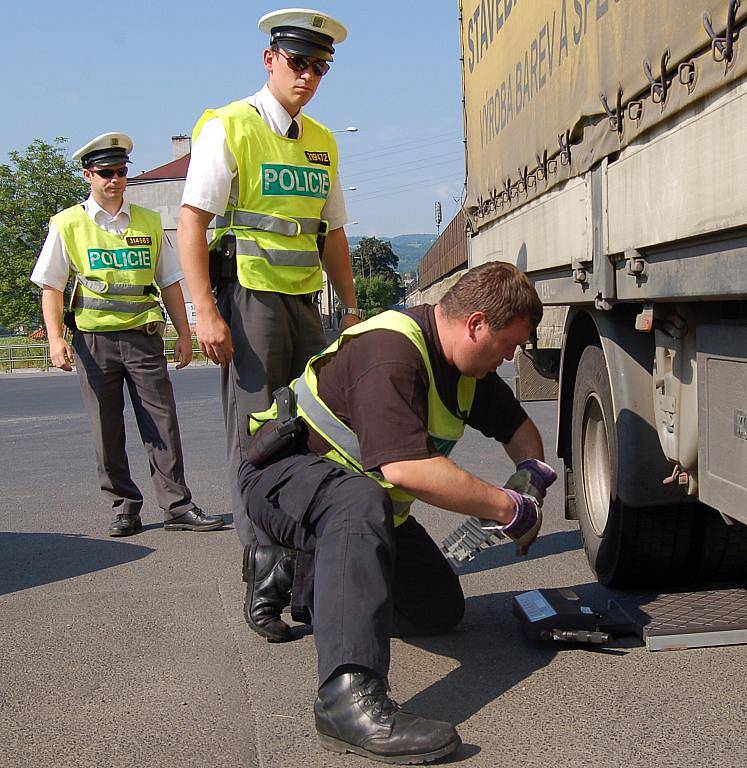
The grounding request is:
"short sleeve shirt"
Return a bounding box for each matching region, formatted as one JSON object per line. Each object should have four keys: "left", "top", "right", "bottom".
{"left": 306, "top": 304, "right": 529, "bottom": 471}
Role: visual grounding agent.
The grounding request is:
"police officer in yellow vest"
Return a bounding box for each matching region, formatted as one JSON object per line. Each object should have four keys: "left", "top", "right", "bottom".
{"left": 239, "top": 263, "right": 558, "bottom": 763}
{"left": 178, "top": 9, "right": 360, "bottom": 620}
{"left": 31, "top": 132, "right": 224, "bottom": 537}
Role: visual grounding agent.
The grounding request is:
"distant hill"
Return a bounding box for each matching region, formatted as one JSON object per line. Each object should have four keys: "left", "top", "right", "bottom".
{"left": 348, "top": 234, "right": 437, "bottom": 275}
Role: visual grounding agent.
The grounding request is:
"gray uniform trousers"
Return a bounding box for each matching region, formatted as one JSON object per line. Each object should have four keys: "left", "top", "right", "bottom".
{"left": 72, "top": 329, "right": 193, "bottom": 518}
{"left": 217, "top": 282, "right": 326, "bottom": 546}
{"left": 238, "top": 452, "right": 466, "bottom": 686}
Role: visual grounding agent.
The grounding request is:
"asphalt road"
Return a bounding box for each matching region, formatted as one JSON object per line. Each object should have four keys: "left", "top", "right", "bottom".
{"left": 1, "top": 366, "right": 746, "bottom": 768}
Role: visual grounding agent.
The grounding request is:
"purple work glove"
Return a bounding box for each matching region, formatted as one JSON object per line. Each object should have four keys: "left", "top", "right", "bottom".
{"left": 500, "top": 488, "right": 542, "bottom": 556}
{"left": 504, "top": 458, "right": 558, "bottom": 503}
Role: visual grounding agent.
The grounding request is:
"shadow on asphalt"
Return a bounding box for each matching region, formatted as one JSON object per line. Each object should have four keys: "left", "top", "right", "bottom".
{"left": 401, "top": 580, "right": 651, "bottom": 730}
{"left": 0, "top": 532, "right": 154, "bottom": 595}
{"left": 400, "top": 590, "right": 557, "bottom": 727}
{"left": 454, "top": 529, "right": 583, "bottom": 575}
{"left": 439, "top": 742, "right": 482, "bottom": 762}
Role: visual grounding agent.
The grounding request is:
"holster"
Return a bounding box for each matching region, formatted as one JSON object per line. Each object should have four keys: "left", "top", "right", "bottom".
{"left": 63, "top": 309, "right": 78, "bottom": 334}
{"left": 246, "top": 386, "right": 306, "bottom": 468}
{"left": 209, "top": 234, "right": 238, "bottom": 292}
{"left": 316, "top": 220, "right": 329, "bottom": 258}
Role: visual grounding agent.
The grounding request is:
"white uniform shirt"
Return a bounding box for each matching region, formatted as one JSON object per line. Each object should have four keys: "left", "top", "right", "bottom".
{"left": 31, "top": 196, "right": 183, "bottom": 292}
{"left": 182, "top": 84, "right": 348, "bottom": 229}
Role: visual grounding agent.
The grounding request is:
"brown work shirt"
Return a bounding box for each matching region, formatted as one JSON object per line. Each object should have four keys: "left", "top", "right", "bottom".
{"left": 306, "top": 304, "right": 528, "bottom": 471}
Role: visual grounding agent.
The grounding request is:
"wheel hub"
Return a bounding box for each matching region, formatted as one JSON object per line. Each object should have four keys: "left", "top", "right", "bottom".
{"left": 581, "top": 394, "right": 612, "bottom": 536}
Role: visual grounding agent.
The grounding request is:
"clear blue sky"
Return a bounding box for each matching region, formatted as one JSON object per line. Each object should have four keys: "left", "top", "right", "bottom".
{"left": 2, "top": 1, "right": 465, "bottom": 237}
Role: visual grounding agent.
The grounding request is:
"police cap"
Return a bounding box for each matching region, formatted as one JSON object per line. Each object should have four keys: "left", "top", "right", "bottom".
{"left": 258, "top": 8, "right": 347, "bottom": 61}
{"left": 72, "top": 132, "right": 133, "bottom": 168}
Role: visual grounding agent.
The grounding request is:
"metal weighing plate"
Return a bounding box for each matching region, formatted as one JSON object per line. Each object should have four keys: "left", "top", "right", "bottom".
{"left": 618, "top": 589, "right": 747, "bottom": 651}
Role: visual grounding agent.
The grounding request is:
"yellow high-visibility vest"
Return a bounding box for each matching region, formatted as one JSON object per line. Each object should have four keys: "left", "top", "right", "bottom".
{"left": 52, "top": 204, "right": 164, "bottom": 332}
{"left": 193, "top": 101, "right": 338, "bottom": 295}
{"left": 250, "top": 311, "right": 477, "bottom": 526}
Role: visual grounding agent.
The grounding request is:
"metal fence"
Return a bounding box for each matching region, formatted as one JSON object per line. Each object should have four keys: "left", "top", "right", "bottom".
{"left": 0, "top": 343, "right": 52, "bottom": 372}
{"left": 0, "top": 337, "right": 208, "bottom": 374}
{"left": 418, "top": 209, "right": 468, "bottom": 290}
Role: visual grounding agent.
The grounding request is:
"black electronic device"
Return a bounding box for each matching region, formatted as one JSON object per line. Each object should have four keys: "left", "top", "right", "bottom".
{"left": 512, "top": 588, "right": 636, "bottom": 646}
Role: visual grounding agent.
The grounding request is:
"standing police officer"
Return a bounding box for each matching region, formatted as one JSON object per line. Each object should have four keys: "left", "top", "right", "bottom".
{"left": 177, "top": 9, "right": 360, "bottom": 620}
{"left": 31, "top": 132, "right": 224, "bottom": 537}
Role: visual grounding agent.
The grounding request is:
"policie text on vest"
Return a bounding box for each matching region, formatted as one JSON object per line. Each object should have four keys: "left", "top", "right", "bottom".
{"left": 88, "top": 247, "right": 153, "bottom": 270}
{"left": 262, "top": 163, "right": 330, "bottom": 199}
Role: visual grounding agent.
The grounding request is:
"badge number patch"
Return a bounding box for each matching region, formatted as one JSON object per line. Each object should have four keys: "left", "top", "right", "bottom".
{"left": 262, "top": 163, "right": 330, "bottom": 199}
{"left": 88, "top": 247, "right": 152, "bottom": 270}
{"left": 126, "top": 236, "right": 152, "bottom": 246}
{"left": 305, "top": 151, "right": 331, "bottom": 166}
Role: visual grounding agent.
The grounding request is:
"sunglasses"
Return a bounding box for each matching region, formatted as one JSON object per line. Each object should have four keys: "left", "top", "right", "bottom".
{"left": 91, "top": 167, "right": 128, "bottom": 179}
{"left": 274, "top": 48, "right": 330, "bottom": 77}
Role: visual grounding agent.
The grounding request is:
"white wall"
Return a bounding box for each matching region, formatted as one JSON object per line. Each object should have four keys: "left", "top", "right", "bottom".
{"left": 127, "top": 178, "right": 205, "bottom": 307}
{"left": 126, "top": 178, "right": 185, "bottom": 236}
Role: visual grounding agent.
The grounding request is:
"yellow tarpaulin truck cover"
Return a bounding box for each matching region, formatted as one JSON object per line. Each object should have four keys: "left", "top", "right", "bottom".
{"left": 461, "top": 0, "right": 747, "bottom": 227}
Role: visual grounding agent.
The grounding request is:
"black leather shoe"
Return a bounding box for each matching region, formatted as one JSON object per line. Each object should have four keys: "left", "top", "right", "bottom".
{"left": 314, "top": 669, "right": 461, "bottom": 764}
{"left": 109, "top": 514, "right": 143, "bottom": 537}
{"left": 243, "top": 543, "right": 295, "bottom": 642}
{"left": 163, "top": 506, "right": 224, "bottom": 532}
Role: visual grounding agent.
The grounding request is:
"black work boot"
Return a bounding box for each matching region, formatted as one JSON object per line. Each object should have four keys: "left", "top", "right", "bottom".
{"left": 109, "top": 514, "right": 143, "bottom": 537}
{"left": 243, "top": 543, "right": 296, "bottom": 642}
{"left": 314, "top": 668, "right": 461, "bottom": 764}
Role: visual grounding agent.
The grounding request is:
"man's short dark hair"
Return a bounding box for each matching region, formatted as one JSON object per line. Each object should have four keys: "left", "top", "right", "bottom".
{"left": 438, "top": 261, "right": 543, "bottom": 330}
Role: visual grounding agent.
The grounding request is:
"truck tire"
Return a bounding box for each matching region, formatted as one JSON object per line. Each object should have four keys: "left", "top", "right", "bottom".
{"left": 571, "top": 345, "right": 696, "bottom": 587}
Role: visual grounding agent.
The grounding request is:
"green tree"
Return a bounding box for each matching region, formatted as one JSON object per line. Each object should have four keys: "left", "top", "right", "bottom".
{"left": 351, "top": 236, "right": 399, "bottom": 280}
{"left": 0, "top": 138, "right": 87, "bottom": 330}
{"left": 354, "top": 275, "right": 399, "bottom": 318}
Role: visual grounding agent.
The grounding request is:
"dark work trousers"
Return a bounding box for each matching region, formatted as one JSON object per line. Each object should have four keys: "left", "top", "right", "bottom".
{"left": 217, "top": 283, "right": 326, "bottom": 547}
{"left": 72, "top": 329, "right": 193, "bottom": 519}
{"left": 238, "top": 453, "right": 465, "bottom": 686}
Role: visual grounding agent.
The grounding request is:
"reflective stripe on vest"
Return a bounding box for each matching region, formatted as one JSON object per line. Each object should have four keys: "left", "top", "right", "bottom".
{"left": 76, "top": 275, "right": 155, "bottom": 296}
{"left": 72, "top": 296, "right": 160, "bottom": 313}
{"left": 235, "top": 239, "right": 320, "bottom": 267}
{"left": 215, "top": 210, "right": 325, "bottom": 236}
{"left": 294, "top": 375, "right": 363, "bottom": 464}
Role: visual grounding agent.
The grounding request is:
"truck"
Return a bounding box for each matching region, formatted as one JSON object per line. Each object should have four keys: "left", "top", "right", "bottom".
{"left": 459, "top": 0, "right": 747, "bottom": 586}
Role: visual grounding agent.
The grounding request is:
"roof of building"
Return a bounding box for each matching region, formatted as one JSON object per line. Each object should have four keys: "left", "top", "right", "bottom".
{"left": 131, "top": 153, "right": 190, "bottom": 182}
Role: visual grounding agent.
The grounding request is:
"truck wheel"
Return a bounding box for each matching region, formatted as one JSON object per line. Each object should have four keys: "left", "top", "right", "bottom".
{"left": 571, "top": 345, "right": 695, "bottom": 587}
